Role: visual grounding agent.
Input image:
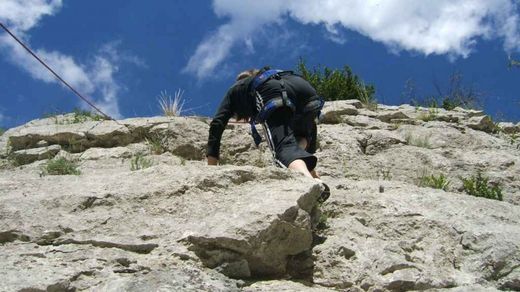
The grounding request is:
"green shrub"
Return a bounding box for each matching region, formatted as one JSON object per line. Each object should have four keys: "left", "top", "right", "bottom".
{"left": 42, "top": 157, "right": 81, "bottom": 175}
{"left": 0, "top": 127, "right": 5, "bottom": 136}
{"left": 509, "top": 132, "right": 519, "bottom": 145}
{"left": 419, "top": 173, "right": 450, "bottom": 191}
{"left": 146, "top": 134, "right": 167, "bottom": 155}
{"left": 72, "top": 108, "right": 104, "bottom": 123}
{"left": 461, "top": 172, "right": 502, "bottom": 201}
{"left": 43, "top": 109, "right": 104, "bottom": 124}
{"left": 296, "top": 58, "right": 376, "bottom": 104}
{"left": 130, "top": 154, "right": 153, "bottom": 171}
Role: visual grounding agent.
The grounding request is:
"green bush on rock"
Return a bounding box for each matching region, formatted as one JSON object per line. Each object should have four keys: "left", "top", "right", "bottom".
{"left": 296, "top": 58, "right": 376, "bottom": 107}
{"left": 42, "top": 157, "right": 81, "bottom": 175}
{"left": 461, "top": 172, "right": 503, "bottom": 201}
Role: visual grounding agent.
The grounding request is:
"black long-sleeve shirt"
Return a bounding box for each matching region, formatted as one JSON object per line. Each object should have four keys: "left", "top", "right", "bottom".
{"left": 207, "top": 76, "right": 256, "bottom": 158}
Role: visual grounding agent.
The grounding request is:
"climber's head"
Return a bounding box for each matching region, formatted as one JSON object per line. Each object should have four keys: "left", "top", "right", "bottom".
{"left": 236, "top": 69, "right": 259, "bottom": 81}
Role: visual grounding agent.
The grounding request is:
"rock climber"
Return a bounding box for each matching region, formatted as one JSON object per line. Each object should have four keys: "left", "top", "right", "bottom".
{"left": 206, "top": 67, "right": 330, "bottom": 202}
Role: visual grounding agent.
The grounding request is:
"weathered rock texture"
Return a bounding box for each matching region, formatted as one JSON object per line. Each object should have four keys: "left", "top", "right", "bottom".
{"left": 0, "top": 103, "right": 519, "bottom": 291}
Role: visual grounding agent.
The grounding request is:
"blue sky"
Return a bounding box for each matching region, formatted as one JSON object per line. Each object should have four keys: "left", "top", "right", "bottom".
{"left": 1, "top": 0, "right": 519, "bottom": 129}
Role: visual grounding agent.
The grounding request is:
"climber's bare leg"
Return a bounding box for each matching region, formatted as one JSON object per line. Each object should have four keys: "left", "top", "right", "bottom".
{"left": 297, "top": 136, "right": 319, "bottom": 178}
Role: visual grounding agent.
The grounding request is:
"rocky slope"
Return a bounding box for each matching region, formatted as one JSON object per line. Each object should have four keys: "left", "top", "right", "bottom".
{"left": 0, "top": 102, "right": 519, "bottom": 291}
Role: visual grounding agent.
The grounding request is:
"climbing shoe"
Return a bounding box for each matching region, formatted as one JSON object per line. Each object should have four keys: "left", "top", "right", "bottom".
{"left": 316, "top": 180, "right": 331, "bottom": 203}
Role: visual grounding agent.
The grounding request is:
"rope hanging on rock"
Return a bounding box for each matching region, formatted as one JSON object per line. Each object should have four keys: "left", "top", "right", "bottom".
{"left": 0, "top": 22, "right": 114, "bottom": 121}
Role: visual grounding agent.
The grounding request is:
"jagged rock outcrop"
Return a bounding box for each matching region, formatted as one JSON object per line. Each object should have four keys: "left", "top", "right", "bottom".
{"left": 0, "top": 102, "right": 519, "bottom": 291}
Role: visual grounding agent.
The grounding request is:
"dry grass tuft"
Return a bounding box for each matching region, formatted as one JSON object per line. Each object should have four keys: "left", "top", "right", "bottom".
{"left": 158, "top": 89, "right": 185, "bottom": 117}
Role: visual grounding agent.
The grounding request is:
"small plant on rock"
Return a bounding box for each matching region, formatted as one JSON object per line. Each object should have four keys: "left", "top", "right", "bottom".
{"left": 356, "top": 81, "right": 378, "bottom": 111}
{"left": 72, "top": 108, "right": 104, "bottom": 123}
{"left": 461, "top": 172, "right": 503, "bottom": 201}
{"left": 42, "top": 157, "right": 81, "bottom": 175}
{"left": 417, "top": 106, "right": 439, "bottom": 122}
{"left": 130, "top": 154, "right": 153, "bottom": 171}
{"left": 146, "top": 134, "right": 167, "bottom": 155}
{"left": 158, "top": 89, "right": 185, "bottom": 117}
{"left": 404, "top": 132, "right": 432, "bottom": 149}
{"left": 419, "top": 173, "right": 450, "bottom": 191}
{"left": 406, "top": 73, "right": 480, "bottom": 110}
{"left": 0, "top": 127, "right": 5, "bottom": 136}
{"left": 316, "top": 212, "right": 329, "bottom": 230}
{"left": 509, "top": 132, "right": 519, "bottom": 149}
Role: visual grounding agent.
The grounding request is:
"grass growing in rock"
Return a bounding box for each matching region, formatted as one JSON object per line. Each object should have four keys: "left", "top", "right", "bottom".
{"left": 508, "top": 133, "right": 520, "bottom": 149}
{"left": 419, "top": 173, "right": 450, "bottom": 191}
{"left": 72, "top": 108, "right": 104, "bottom": 123}
{"left": 405, "top": 73, "right": 480, "bottom": 110}
{"left": 130, "top": 154, "right": 153, "bottom": 171}
{"left": 404, "top": 132, "right": 432, "bottom": 149}
{"left": 42, "top": 157, "right": 81, "bottom": 175}
{"left": 44, "top": 108, "right": 105, "bottom": 125}
{"left": 461, "top": 172, "right": 503, "bottom": 201}
{"left": 417, "top": 107, "right": 439, "bottom": 122}
{"left": 158, "top": 90, "right": 184, "bottom": 117}
{"left": 145, "top": 134, "right": 167, "bottom": 155}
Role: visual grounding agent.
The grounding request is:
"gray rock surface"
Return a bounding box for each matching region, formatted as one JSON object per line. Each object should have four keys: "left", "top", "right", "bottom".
{"left": 1, "top": 103, "right": 519, "bottom": 291}
{"left": 10, "top": 144, "right": 61, "bottom": 165}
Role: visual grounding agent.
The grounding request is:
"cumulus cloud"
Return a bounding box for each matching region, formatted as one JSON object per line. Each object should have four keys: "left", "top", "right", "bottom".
{"left": 0, "top": 0, "right": 63, "bottom": 32}
{"left": 0, "top": 0, "right": 128, "bottom": 118}
{"left": 185, "top": 0, "right": 520, "bottom": 78}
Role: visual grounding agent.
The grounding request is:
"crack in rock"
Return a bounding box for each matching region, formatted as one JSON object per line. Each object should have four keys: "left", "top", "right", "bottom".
{"left": 53, "top": 239, "right": 158, "bottom": 254}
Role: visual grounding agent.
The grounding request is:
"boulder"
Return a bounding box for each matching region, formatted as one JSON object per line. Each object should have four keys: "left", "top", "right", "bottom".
{"left": 9, "top": 144, "right": 61, "bottom": 165}
{"left": 464, "top": 116, "right": 496, "bottom": 133}
{"left": 313, "top": 180, "right": 520, "bottom": 291}
{"left": 375, "top": 110, "right": 410, "bottom": 123}
{"left": 499, "top": 122, "right": 519, "bottom": 134}
{"left": 453, "top": 107, "right": 486, "bottom": 118}
{"left": 80, "top": 147, "right": 133, "bottom": 160}
{"left": 185, "top": 175, "right": 322, "bottom": 278}
{"left": 7, "top": 120, "right": 133, "bottom": 152}
{"left": 320, "top": 101, "right": 359, "bottom": 124}
{"left": 344, "top": 115, "right": 387, "bottom": 129}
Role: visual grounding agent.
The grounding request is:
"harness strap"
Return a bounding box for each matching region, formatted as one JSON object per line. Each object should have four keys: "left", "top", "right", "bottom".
{"left": 250, "top": 69, "right": 293, "bottom": 147}
{"left": 251, "top": 69, "right": 284, "bottom": 89}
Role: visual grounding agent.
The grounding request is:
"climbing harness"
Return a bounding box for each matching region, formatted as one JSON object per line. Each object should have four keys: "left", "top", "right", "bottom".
{"left": 249, "top": 69, "right": 296, "bottom": 146}
{"left": 249, "top": 68, "right": 325, "bottom": 167}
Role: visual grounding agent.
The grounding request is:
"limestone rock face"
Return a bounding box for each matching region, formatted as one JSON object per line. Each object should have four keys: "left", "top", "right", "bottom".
{"left": 464, "top": 115, "right": 496, "bottom": 133}
{"left": 313, "top": 180, "right": 520, "bottom": 291}
{"left": 10, "top": 144, "right": 61, "bottom": 165}
{"left": 320, "top": 100, "right": 359, "bottom": 124}
{"left": 1, "top": 104, "right": 519, "bottom": 291}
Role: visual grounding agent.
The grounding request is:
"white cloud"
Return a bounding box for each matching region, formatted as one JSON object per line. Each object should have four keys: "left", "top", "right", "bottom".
{"left": 0, "top": 0, "right": 63, "bottom": 32}
{"left": 185, "top": 0, "right": 520, "bottom": 78}
{"left": 0, "top": 0, "right": 129, "bottom": 118}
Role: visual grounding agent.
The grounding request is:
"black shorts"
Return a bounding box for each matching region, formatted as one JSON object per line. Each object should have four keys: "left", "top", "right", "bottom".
{"left": 257, "top": 74, "right": 319, "bottom": 171}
